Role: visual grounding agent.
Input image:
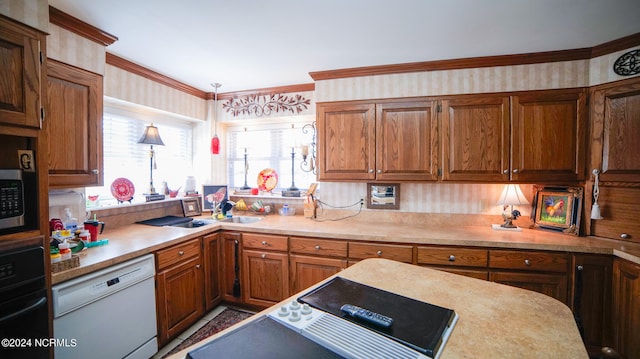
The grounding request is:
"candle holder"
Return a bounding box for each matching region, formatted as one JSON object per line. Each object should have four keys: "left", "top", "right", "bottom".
{"left": 300, "top": 121, "right": 316, "bottom": 174}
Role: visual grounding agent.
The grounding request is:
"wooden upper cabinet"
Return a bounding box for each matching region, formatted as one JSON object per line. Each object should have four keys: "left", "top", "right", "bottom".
{"left": 317, "top": 100, "right": 438, "bottom": 181}
{"left": 441, "top": 95, "right": 510, "bottom": 181}
{"left": 0, "top": 16, "right": 44, "bottom": 128}
{"left": 511, "top": 88, "right": 586, "bottom": 182}
{"left": 317, "top": 102, "right": 376, "bottom": 180}
{"left": 375, "top": 101, "right": 439, "bottom": 181}
{"left": 590, "top": 77, "right": 640, "bottom": 183}
{"left": 45, "top": 60, "right": 103, "bottom": 188}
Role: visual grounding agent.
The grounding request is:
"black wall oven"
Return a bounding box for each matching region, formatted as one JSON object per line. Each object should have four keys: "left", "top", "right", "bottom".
{"left": 0, "top": 242, "right": 49, "bottom": 359}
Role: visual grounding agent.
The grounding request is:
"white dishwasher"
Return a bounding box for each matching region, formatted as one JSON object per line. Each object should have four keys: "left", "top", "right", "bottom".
{"left": 52, "top": 254, "right": 157, "bottom": 359}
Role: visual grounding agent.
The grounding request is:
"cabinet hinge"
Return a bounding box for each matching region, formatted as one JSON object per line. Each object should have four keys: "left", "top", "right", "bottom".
{"left": 40, "top": 107, "right": 45, "bottom": 121}
{"left": 39, "top": 51, "right": 43, "bottom": 64}
{"left": 436, "top": 104, "right": 442, "bottom": 112}
{"left": 437, "top": 168, "right": 442, "bottom": 176}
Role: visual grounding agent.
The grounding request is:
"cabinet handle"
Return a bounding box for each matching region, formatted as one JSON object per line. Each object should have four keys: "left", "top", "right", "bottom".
{"left": 376, "top": 250, "right": 382, "bottom": 256}
{"left": 195, "top": 264, "right": 200, "bottom": 269}
{"left": 91, "top": 169, "right": 99, "bottom": 174}
{"left": 577, "top": 265, "right": 584, "bottom": 271}
{"left": 512, "top": 169, "right": 519, "bottom": 174}
{"left": 524, "top": 259, "right": 531, "bottom": 266}
{"left": 502, "top": 169, "right": 509, "bottom": 174}
{"left": 448, "top": 255, "right": 456, "bottom": 262}
{"left": 620, "top": 233, "right": 630, "bottom": 239}
{"left": 178, "top": 250, "right": 184, "bottom": 256}
{"left": 368, "top": 169, "right": 374, "bottom": 173}
{"left": 377, "top": 169, "right": 381, "bottom": 173}
{"left": 314, "top": 245, "right": 321, "bottom": 250}
{"left": 262, "top": 241, "right": 268, "bottom": 246}
{"left": 261, "top": 253, "right": 266, "bottom": 259}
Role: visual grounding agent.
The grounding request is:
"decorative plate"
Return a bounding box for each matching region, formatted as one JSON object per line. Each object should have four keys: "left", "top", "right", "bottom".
{"left": 111, "top": 177, "right": 135, "bottom": 202}
{"left": 613, "top": 49, "right": 640, "bottom": 76}
{"left": 257, "top": 168, "right": 278, "bottom": 192}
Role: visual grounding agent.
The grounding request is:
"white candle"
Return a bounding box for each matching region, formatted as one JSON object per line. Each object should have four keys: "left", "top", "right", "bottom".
{"left": 301, "top": 144, "right": 309, "bottom": 156}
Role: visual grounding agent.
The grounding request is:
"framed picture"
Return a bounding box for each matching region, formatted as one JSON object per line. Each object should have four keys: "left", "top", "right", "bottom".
{"left": 181, "top": 197, "right": 202, "bottom": 217}
{"left": 202, "top": 185, "right": 228, "bottom": 212}
{"left": 531, "top": 185, "right": 583, "bottom": 236}
{"left": 366, "top": 183, "right": 400, "bottom": 210}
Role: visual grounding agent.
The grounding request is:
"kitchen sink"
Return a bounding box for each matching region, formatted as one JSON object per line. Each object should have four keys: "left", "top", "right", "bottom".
{"left": 218, "top": 216, "right": 263, "bottom": 224}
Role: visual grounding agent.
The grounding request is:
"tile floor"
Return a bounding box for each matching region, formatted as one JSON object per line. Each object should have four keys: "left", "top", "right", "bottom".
{"left": 152, "top": 305, "right": 228, "bottom": 359}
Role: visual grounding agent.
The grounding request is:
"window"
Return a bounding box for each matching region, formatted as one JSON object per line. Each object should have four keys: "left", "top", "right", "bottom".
{"left": 87, "top": 110, "right": 194, "bottom": 205}
{"left": 227, "top": 123, "right": 315, "bottom": 192}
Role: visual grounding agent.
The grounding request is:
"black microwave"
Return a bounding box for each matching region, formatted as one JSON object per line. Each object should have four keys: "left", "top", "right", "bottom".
{"left": 0, "top": 169, "right": 25, "bottom": 230}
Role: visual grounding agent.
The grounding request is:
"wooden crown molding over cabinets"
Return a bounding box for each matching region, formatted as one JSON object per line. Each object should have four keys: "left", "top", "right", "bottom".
{"left": 309, "top": 32, "right": 640, "bottom": 81}
{"left": 49, "top": 6, "right": 118, "bottom": 46}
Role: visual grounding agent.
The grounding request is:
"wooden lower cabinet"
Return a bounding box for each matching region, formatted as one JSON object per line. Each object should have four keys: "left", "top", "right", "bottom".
{"left": 612, "top": 258, "right": 640, "bottom": 359}
{"left": 221, "top": 231, "right": 243, "bottom": 304}
{"left": 203, "top": 232, "right": 222, "bottom": 311}
{"left": 489, "top": 250, "right": 569, "bottom": 304}
{"left": 571, "top": 254, "right": 613, "bottom": 356}
{"left": 348, "top": 242, "right": 413, "bottom": 263}
{"left": 242, "top": 233, "right": 289, "bottom": 308}
{"left": 290, "top": 254, "right": 347, "bottom": 293}
{"left": 155, "top": 238, "right": 204, "bottom": 347}
{"left": 417, "top": 246, "right": 489, "bottom": 280}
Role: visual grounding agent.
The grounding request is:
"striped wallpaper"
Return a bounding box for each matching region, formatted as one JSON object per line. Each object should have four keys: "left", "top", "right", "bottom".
{"left": 47, "top": 24, "right": 105, "bottom": 75}
{"left": 0, "top": 0, "right": 48, "bottom": 33}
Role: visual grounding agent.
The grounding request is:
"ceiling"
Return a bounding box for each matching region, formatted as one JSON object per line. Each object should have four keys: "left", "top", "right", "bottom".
{"left": 48, "top": 0, "right": 640, "bottom": 94}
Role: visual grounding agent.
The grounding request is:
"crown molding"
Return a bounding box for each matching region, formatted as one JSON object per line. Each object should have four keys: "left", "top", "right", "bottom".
{"left": 591, "top": 32, "right": 640, "bottom": 58}
{"left": 106, "top": 53, "right": 207, "bottom": 99}
{"left": 49, "top": 6, "right": 118, "bottom": 46}
{"left": 213, "top": 83, "right": 315, "bottom": 100}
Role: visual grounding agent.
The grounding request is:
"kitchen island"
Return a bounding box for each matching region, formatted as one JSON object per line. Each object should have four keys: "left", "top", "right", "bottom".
{"left": 167, "top": 258, "right": 588, "bottom": 359}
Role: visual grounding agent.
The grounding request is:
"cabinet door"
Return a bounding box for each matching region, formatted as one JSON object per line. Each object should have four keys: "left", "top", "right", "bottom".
{"left": 156, "top": 256, "right": 204, "bottom": 347}
{"left": 511, "top": 89, "right": 586, "bottom": 182}
{"left": 0, "top": 16, "right": 42, "bottom": 128}
{"left": 376, "top": 101, "right": 439, "bottom": 181}
{"left": 242, "top": 249, "right": 289, "bottom": 308}
{"left": 441, "top": 95, "right": 510, "bottom": 181}
{"left": 489, "top": 271, "right": 568, "bottom": 304}
{"left": 221, "top": 232, "right": 243, "bottom": 303}
{"left": 612, "top": 258, "right": 640, "bottom": 359}
{"left": 45, "top": 60, "right": 103, "bottom": 188}
{"left": 571, "top": 254, "right": 612, "bottom": 355}
{"left": 590, "top": 186, "right": 640, "bottom": 243}
{"left": 317, "top": 103, "right": 376, "bottom": 180}
{"left": 590, "top": 78, "right": 640, "bottom": 183}
{"left": 203, "top": 232, "right": 222, "bottom": 311}
{"left": 290, "top": 254, "right": 346, "bottom": 293}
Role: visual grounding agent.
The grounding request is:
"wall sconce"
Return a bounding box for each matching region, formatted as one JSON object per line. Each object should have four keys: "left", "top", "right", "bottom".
{"left": 300, "top": 121, "right": 316, "bottom": 174}
{"left": 210, "top": 83, "right": 221, "bottom": 155}
{"left": 138, "top": 123, "right": 165, "bottom": 197}
{"left": 492, "top": 184, "right": 529, "bottom": 231}
{"left": 591, "top": 169, "right": 604, "bottom": 220}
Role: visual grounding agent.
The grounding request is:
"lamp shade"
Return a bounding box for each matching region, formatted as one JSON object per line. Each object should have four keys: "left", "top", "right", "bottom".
{"left": 496, "top": 184, "right": 529, "bottom": 206}
{"left": 138, "top": 123, "right": 165, "bottom": 145}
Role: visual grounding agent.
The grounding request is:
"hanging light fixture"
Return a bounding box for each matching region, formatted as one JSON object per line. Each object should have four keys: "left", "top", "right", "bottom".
{"left": 210, "top": 83, "right": 222, "bottom": 155}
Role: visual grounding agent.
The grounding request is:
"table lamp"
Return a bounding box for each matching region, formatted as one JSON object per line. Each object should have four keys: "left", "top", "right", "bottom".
{"left": 138, "top": 123, "right": 165, "bottom": 195}
{"left": 493, "top": 184, "right": 529, "bottom": 231}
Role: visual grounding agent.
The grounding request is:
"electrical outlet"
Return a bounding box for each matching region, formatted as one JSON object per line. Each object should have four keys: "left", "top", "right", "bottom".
{"left": 360, "top": 197, "right": 365, "bottom": 205}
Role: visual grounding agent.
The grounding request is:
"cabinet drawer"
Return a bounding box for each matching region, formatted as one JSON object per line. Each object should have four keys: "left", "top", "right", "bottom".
{"left": 489, "top": 250, "right": 568, "bottom": 272}
{"left": 348, "top": 242, "right": 413, "bottom": 263}
{"left": 243, "top": 233, "right": 288, "bottom": 251}
{"left": 290, "top": 237, "right": 347, "bottom": 258}
{"left": 156, "top": 238, "right": 201, "bottom": 271}
{"left": 417, "top": 247, "right": 488, "bottom": 267}
{"left": 591, "top": 187, "right": 640, "bottom": 243}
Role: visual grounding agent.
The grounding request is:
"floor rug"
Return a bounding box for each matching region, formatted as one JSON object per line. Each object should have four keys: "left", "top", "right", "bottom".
{"left": 164, "top": 307, "right": 254, "bottom": 357}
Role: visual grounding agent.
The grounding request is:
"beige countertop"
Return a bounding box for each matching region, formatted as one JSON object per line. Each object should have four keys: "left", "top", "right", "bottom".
{"left": 166, "top": 258, "right": 588, "bottom": 359}
{"left": 52, "top": 213, "right": 640, "bottom": 285}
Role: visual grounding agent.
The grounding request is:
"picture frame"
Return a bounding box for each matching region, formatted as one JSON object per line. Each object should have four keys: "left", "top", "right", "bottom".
{"left": 181, "top": 197, "right": 202, "bottom": 217}
{"left": 531, "top": 185, "right": 583, "bottom": 236}
{"left": 366, "top": 183, "right": 400, "bottom": 210}
{"left": 202, "top": 185, "right": 228, "bottom": 212}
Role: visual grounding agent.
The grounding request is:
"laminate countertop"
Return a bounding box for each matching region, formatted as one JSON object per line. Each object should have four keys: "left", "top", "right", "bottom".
{"left": 166, "top": 258, "right": 588, "bottom": 359}
{"left": 51, "top": 213, "right": 640, "bottom": 285}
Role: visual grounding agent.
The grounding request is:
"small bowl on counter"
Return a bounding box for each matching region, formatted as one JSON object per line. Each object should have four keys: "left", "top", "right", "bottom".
{"left": 278, "top": 207, "right": 296, "bottom": 216}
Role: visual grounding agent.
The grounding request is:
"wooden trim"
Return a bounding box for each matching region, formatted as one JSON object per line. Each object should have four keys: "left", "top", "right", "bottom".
{"left": 106, "top": 52, "right": 208, "bottom": 99}
{"left": 591, "top": 32, "right": 640, "bottom": 58}
{"left": 214, "top": 83, "right": 315, "bottom": 100}
{"left": 309, "top": 48, "right": 592, "bottom": 81}
{"left": 49, "top": 6, "right": 118, "bottom": 46}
